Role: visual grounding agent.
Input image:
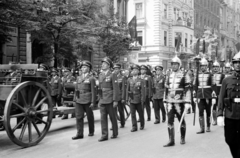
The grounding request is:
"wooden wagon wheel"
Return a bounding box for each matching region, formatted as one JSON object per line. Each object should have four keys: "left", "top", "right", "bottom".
{"left": 116, "top": 103, "right": 130, "bottom": 121}
{"left": 4, "top": 81, "right": 53, "bottom": 147}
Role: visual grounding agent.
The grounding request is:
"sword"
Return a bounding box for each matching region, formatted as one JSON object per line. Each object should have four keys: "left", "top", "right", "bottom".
{"left": 177, "top": 106, "right": 187, "bottom": 133}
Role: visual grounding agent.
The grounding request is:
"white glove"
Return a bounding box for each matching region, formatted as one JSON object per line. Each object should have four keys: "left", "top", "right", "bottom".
{"left": 193, "top": 98, "right": 197, "bottom": 103}
{"left": 212, "top": 91, "right": 217, "bottom": 98}
{"left": 217, "top": 116, "right": 224, "bottom": 126}
{"left": 184, "top": 103, "right": 191, "bottom": 110}
{"left": 212, "top": 98, "right": 216, "bottom": 105}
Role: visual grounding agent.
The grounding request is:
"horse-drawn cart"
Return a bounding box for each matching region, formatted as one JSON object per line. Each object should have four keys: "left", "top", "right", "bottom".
{"left": 0, "top": 64, "right": 53, "bottom": 147}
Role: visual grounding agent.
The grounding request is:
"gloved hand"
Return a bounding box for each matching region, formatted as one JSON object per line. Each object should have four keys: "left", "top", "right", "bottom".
{"left": 217, "top": 116, "right": 224, "bottom": 126}
{"left": 113, "top": 101, "right": 118, "bottom": 108}
{"left": 184, "top": 103, "right": 191, "bottom": 110}
{"left": 212, "top": 91, "right": 217, "bottom": 98}
{"left": 193, "top": 98, "right": 197, "bottom": 103}
{"left": 89, "top": 103, "right": 94, "bottom": 109}
{"left": 212, "top": 98, "right": 216, "bottom": 105}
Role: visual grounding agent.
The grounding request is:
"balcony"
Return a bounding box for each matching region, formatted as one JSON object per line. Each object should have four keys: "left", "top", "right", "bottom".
{"left": 172, "top": 18, "right": 194, "bottom": 29}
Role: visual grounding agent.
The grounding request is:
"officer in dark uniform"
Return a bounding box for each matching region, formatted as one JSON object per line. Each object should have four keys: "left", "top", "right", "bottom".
{"left": 211, "top": 59, "right": 225, "bottom": 125}
{"left": 152, "top": 65, "right": 166, "bottom": 124}
{"left": 98, "top": 57, "right": 119, "bottom": 142}
{"left": 140, "top": 65, "right": 153, "bottom": 121}
{"left": 61, "top": 68, "right": 76, "bottom": 119}
{"left": 193, "top": 57, "right": 214, "bottom": 134}
{"left": 72, "top": 60, "right": 96, "bottom": 140}
{"left": 126, "top": 64, "right": 145, "bottom": 132}
{"left": 113, "top": 63, "right": 126, "bottom": 128}
{"left": 49, "top": 68, "right": 62, "bottom": 108}
{"left": 217, "top": 52, "right": 240, "bottom": 158}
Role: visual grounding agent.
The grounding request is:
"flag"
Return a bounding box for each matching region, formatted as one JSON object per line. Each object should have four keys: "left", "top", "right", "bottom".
{"left": 128, "top": 16, "right": 137, "bottom": 39}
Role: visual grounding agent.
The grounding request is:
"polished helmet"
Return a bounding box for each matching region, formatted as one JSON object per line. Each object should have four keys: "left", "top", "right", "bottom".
{"left": 200, "top": 57, "right": 208, "bottom": 66}
{"left": 225, "top": 61, "right": 231, "bottom": 68}
{"left": 232, "top": 51, "right": 240, "bottom": 63}
{"left": 80, "top": 60, "right": 92, "bottom": 70}
{"left": 212, "top": 59, "right": 220, "bottom": 67}
{"left": 171, "top": 55, "right": 182, "bottom": 67}
{"left": 102, "top": 57, "right": 113, "bottom": 68}
{"left": 113, "top": 63, "right": 121, "bottom": 69}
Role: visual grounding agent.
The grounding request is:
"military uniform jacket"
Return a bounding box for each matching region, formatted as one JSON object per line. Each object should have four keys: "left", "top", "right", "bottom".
{"left": 140, "top": 74, "right": 153, "bottom": 98}
{"left": 193, "top": 72, "right": 213, "bottom": 99}
{"left": 218, "top": 72, "right": 240, "bottom": 120}
{"left": 152, "top": 74, "right": 165, "bottom": 99}
{"left": 75, "top": 73, "right": 96, "bottom": 105}
{"left": 98, "top": 70, "right": 119, "bottom": 104}
{"left": 165, "top": 70, "right": 191, "bottom": 103}
{"left": 126, "top": 76, "right": 145, "bottom": 104}
{"left": 49, "top": 75, "right": 62, "bottom": 96}
{"left": 62, "top": 75, "right": 76, "bottom": 97}
{"left": 116, "top": 73, "right": 127, "bottom": 101}
{"left": 212, "top": 72, "right": 225, "bottom": 96}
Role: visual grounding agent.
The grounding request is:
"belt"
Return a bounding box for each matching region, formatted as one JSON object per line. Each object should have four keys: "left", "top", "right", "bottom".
{"left": 198, "top": 86, "right": 211, "bottom": 88}
{"left": 102, "top": 88, "right": 113, "bottom": 91}
{"left": 168, "top": 88, "right": 184, "bottom": 91}
{"left": 216, "top": 84, "right": 222, "bottom": 86}
{"left": 233, "top": 98, "right": 240, "bottom": 103}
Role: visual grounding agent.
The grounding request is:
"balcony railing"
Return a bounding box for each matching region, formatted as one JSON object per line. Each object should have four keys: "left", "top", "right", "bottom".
{"left": 172, "top": 19, "right": 193, "bottom": 29}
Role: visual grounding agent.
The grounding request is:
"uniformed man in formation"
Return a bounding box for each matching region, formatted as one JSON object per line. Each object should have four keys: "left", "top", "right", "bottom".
{"left": 126, "top": 64, "right": 145, "bottom": 132}
{"left": 113, "top": 63, "right": 126, "bottom": 128}
{"left": 72, "top": 60, "right": 96, "bottom": 140}
{"left": 163, "top": 55, "right": 191, "bottom": 147}
{"left": 152, "top": 65, "right": 166, "bottom": 124}
{"left": 193, "top": 57, "right": 214, "bottom": 134}
{"left": 217, "top": 52, "right": 240, "bottom": 158}
{"left": 98, "top": 57, "right": 119, "bottom": 142}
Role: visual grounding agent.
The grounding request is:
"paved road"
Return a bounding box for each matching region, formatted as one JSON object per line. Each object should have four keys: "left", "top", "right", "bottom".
{"left": 0, "top": 109, "right": 232, "bottom": 158}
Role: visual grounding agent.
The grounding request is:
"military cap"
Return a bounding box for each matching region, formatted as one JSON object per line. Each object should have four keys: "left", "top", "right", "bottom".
{"left": 80, "top": 60, "right": 92, "bottom": 70}
{"left": 102, "top": 57, "right": 113, "bottom": 68}
{"left": 140, "top": 65, "right": 148, "bottom": 70}
{"left": 113, "top": 63, "right": 121, "bottom": 69}
{"left": 132, "top": 64, "right": 141, "bottom": 70}
{"left": 232, "top": 51, "right": 240, "bottom": 63}
{"left": 155, "top": 65, "right": 163, "bottom": 70}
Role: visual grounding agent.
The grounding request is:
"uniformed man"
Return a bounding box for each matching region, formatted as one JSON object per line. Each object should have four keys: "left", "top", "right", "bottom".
{"left": 211, "top": 59, "right": 225, "bottom": 125}
{"left": 98, "top": 57, "right": 119, "bottom": 142}
{"left": 61, "top": 68, "right": 76, "bottom": 119}
{"left": 163, "top": 55, "right": 191, "bottom": 147}
{"left": 140, "top": 65, "right": 153, "bottom": 121}
{"left": 152, "top": 65, "right": 166, "bottom": 124}
{"left": 49, "top": 68, "right": 62, "bottom": 108}
{"left": 193, "top": 57, "right": 214, "bottom": 134}
{"left": 72, "top": 60, "right": 96, "bottom": 140}
{"left": 113, "top": 63, "right": 126, "bottom": 128}
{"left": 126, "top": 64, "right": 145, "bottom": 132}
{"left": 217, "top": 52, "right": 240, "bottom": 158}
{"left": 224, "top": 61, "right": 232, "bottom": 78}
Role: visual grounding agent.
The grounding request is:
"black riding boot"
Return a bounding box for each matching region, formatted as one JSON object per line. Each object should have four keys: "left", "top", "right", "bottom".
{"left": 206, "top": 117, "right": 211, "bottom": 132}
{"left": 197, "top": 116, "right": 205, "bottom": 134}
{"left": 180, "top": 126, "right": 186, "bottom": 144}
{"left": 163, "top": 127, "right": 175, "bottom": 147}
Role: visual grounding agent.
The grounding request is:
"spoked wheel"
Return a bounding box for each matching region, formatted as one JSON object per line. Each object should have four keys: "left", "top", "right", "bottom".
{"left": 4, "top": 81, "right": 53, "bottom": 147}
{"left": 117, "top": 103, "right": 130, "bottom": 121}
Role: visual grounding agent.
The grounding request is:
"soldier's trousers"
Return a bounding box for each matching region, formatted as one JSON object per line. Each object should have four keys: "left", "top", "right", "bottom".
{"left": 224, "top": 118, "right": 240, "bottom": 158}
{"left": 198, "top": 99, "right": 212, "bottom": 127}
{"left": 116, "top": 101, "right": 125, "bottom": 126}
{"left": 143, "top": 97, "right": 151, "bottom": 119}
{"left": 167, "top": 103, "right": 186, "bottom": 127}
{"left": 51, "top": 95, "right": 61, "bottom": 107}
{"left": 130, "top": 103, "right": 145, "bottom": 129}
{"left": 100, "top": 103, "right": 118, "bottom": 138}
{"left": 153, "top": 99, "right": 166, "bottom": 122}
{"left": 75, "top": 103, "right": 94, "bottom": 136}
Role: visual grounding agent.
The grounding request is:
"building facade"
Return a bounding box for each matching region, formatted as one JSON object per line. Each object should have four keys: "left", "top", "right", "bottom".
{"left": 127, "top": 0, "right": 194, "bottom": 70}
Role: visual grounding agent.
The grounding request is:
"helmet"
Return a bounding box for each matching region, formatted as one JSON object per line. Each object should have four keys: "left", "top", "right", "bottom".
{"left": 200, "top": 57, "right": 208, "bottom": 66}
{"left": 132, "top": 64, "right": 141, "bottom": 70}
{"left": 113, "top": 63, "right": 121, "bottom": 69}
{"left": 155, "top": 65, "right": 163, "bottom": 70}
{"left": 39, "top": 63, "right": 49, "bottom": 71}
{"left": 225, "top": 61, "right": 231, "bottom": 68}
{"left": 232, "top": 51, "right": 240, "bottom": 63}
{"left": 171, "top": 55, "right": 182, "bottom": 67}
{"left": 102, "top": 57, "right": 113, "bottom": 68}
{"left": 140, "top": 65, "right": 148, "bottom": 70}
{"left": 80, "top": 60, "right": 92, "bottom": 70}
{"left": 212, "top": 59, "right": 220, "bottom": 67}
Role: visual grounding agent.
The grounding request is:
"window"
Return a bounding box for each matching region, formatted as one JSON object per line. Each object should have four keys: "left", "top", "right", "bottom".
{"left": 135, "top": 3, "right": 143, "bottom": 19}
{"left": 175, "top": 32, "right": 182, "bottom": 48}
{"left": 137, "top": 31, "right": 143, "bottom": 45}
{"left": 163, "top": 3, "right": 167, "bottom": 19}
{"left": 190, "top": 35, "right": 193, "bottom": 46}
{"left": 185, "top": 33, "right": 188, "bottom": 48}
{"left": 164, "top": 31, "right": 167, "bottom": 46}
